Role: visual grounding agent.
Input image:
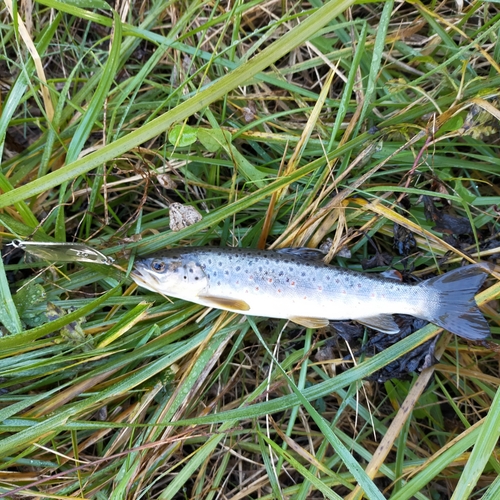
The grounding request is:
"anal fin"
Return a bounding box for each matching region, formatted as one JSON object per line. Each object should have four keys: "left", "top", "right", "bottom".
{"left": 290, "top": 316, "right": 330, "bottom": 329}
{"left": 357, "top": 315, "right": 399, "bottom": 334}
{"left": 197, "top": 295, "right": 250, "bottom": 312}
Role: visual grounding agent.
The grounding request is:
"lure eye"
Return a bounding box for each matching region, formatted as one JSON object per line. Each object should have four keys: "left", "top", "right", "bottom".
{"left": 151, "top": 260, "right": 166, "bottom": 272}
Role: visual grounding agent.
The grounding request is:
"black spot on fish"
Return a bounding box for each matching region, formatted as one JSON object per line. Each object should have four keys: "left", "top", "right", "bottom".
{"left": 208, "top": 259, "right": 212, "bottom": 264}
{"left": 236, "top": 266, "right": 241, "bottom": 271}
{"left": 301, "top": 272, "right": 306, "bottom": 277}
{"left": 218, "top": 261, "right": 223, "bottom": 267}
{"left": 217, "top": 281, "right": 221, "bottom": 286}
{"left": 195, "top": 277, "right": 199, "bottom": 280}
{"left": 189, "top": 268, "right": 193, "bottom": 273}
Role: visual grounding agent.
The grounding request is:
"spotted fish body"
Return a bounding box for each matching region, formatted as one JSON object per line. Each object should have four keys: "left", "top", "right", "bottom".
{"left": 132, "top": 247, "right": 492, "bottom": 340}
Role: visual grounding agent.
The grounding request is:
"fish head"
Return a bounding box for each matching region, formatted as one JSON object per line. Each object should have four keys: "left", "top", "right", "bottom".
{"left": 132, "top": 255, "right": 208, "bottom": 296}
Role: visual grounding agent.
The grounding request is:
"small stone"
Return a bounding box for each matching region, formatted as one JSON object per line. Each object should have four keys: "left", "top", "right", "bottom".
{"left": 169, "top": 203, "right": 202, "bottom": 231}
{"left": 157, "top": 174, "right": 177, "bottom": 189}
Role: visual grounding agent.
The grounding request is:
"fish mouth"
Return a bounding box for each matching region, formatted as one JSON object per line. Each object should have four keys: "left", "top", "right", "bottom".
{"left": 131, "top": 263, "right": 163, "bottom": 293}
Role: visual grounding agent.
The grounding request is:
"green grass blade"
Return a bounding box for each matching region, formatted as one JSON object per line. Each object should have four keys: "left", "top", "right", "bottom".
{"left": 0, "top": 251, "right": 22, "bottom": 334}
{"left": 450, "top": 387, "right": 500, "bottom": 499}
{"left": 0, "top": 0, "right": 356, "bottom": 209}
{"left": 248, "top": 318, "right": 385, "bottom": 500}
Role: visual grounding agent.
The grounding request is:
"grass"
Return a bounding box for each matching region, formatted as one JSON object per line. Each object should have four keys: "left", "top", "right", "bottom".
{"left": 1, "top": 0, "right": 500, "bottom": 498}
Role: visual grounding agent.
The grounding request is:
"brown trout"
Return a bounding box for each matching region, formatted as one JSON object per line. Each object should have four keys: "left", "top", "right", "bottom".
{"left": 132, "top": 247, "right": 493, "bottom": 340}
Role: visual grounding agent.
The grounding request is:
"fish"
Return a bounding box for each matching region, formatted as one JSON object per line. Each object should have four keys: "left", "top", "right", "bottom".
{"left": 131, "top": 247, "right": 494, "bottom": 341}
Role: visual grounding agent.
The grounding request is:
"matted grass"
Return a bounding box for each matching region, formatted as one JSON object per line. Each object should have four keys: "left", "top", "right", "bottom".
{"left": 1, "top": 0, "right": 500, "bottom": 498}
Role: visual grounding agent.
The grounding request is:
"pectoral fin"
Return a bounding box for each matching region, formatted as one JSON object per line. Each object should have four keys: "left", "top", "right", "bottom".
{"left": 198, "top": 295, "right": 251, "bottom": 312}
{"left": 357, "top": 315, "right": 399, "bottom": 334}
{"left": 290, "top": 316, "right": 330, "bottom": 328}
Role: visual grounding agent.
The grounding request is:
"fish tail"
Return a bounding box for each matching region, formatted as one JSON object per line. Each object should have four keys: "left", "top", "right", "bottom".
{"left": 423, "top": 263, "right": 493, "bottom": 340}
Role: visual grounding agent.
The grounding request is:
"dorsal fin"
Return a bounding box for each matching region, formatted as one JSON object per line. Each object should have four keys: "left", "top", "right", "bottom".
{"left": 276, "top": 247, "right": 325, "bottom": 261}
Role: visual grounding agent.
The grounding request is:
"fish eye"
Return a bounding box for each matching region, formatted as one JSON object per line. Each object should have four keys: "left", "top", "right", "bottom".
{"left": 151, "top": 260, "right": 166, "bottom": 272}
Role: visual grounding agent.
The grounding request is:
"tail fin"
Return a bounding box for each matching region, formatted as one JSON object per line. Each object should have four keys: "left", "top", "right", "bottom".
{"left": 423, "top": 263, "right": 493, "bottom": 340}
